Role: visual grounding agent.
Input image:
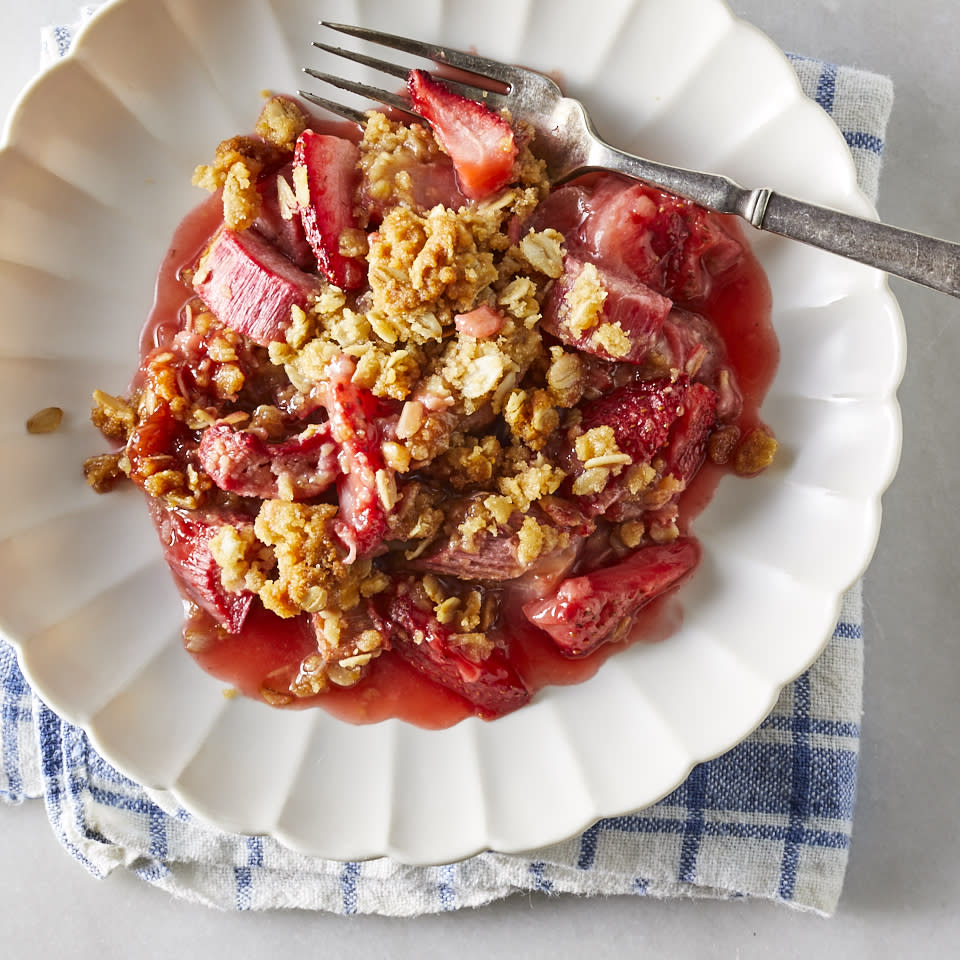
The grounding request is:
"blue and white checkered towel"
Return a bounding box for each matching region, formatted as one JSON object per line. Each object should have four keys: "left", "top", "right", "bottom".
{"left": 0, "top": 10, "right": 893, "bottom": 917}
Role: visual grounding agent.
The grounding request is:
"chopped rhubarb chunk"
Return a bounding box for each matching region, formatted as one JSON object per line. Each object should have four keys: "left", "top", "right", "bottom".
{"left": 522, "top": 538, "right": 700, "bottom": 657}
{"left": 541, "top": 256, "right": 672, "bottom": 364}
{"left": 293, "top": 131, "right": 365, "bottom": 289}
{"left": 532, "top": 175, "right": 743, "bottom": 302}
{"left": 360, "top": 148, "right": 466, "bottom": 222}
{"left": 151, "top": 503, "right": 254, "bottom": 633}
{"left": 413, "top": 498, "right": 593, "bottom": 582}
{"left": 384, "top": 588, "right": 530, "bottom": 719}
{"left": 454, "top": 304, "right": 505, "bottom": 339}
{"left": 651, "top": 310, "right": 742, "bottom": 421}
{"left": 253, "top": 166, "right": 316, "bottom": 271}
{"left": 193, "top": 227, "right": 322, "bottom": 345}
{"left": 407, "top": 69, "right": 518, "bottom": 200}
{"left": 413, "top": 528, "right": 529, "bottom": 581}
{"left": 575, "top": 354, "right": 640, "bottom": 401}
{"left": 198, "top": 422, "right": 338, "bottom": 500}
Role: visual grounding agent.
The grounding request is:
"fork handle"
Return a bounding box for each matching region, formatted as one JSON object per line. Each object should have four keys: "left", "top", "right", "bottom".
{"left": 593, "top": 142, "right": 960, "bottom": 297}
{"left": 758, "top": 193, "right": 960, "bottom": 297}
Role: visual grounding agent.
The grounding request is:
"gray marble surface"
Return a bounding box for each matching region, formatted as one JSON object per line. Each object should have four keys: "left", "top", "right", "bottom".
{"left": 2, "top": 1, "right": 958, "bottom": 956}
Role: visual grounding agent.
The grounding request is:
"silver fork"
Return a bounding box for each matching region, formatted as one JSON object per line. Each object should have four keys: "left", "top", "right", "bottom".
{"left": 303, "top": 22, "right": 960, "bottom": 299}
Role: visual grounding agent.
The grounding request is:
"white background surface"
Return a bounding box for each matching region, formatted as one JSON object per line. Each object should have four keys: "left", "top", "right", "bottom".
{"left": 2, "top": 1, "right": 958, "bottom": 956}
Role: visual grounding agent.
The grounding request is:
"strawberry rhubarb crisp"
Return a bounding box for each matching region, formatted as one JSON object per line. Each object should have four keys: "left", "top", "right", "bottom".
{"left": 85, "top": 72, "right": 777, "bottom": 724}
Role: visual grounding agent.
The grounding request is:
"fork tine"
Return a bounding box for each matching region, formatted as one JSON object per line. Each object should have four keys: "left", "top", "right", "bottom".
{"left": 312, "top": 42, "right": 410, "bottom": 82}
{"left": 301, "top": 66, "right": 416, "bottom": 117}
{"left": 313, "top": 41, "right": 511, "bottom": 112}
{"left": 296, "top": 89, "right": 368, "bottom": 126}
{"left": 320, "top": 21, "right": 521, "bottom": 87}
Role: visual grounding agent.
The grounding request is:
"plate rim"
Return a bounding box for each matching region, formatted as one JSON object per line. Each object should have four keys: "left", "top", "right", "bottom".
{"left": 0, "top": 0, "right": 904, "bottom": 863}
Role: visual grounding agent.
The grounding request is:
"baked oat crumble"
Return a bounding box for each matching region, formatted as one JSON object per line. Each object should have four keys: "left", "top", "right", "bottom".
{"left": 26, "top": 406, "right": 64, "bottom": 435}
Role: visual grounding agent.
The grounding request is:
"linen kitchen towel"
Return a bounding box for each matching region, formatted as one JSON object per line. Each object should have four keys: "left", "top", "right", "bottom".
{"left": 1, "top": 8, "right": 892, "bottom": 917}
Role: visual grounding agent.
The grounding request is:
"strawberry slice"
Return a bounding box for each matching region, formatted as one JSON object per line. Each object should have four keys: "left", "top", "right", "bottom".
{"left": 540, "top": 256, "right": 673, "bottom": 364}
{"left": 664, "top": 382, "right": 718, "bottom": 485}
{"left": 384, "top": 586, "right": 530, "bottom": 719}
{"left": 407, "top": 69, "right": 518, "bottom": 200}
{"left": 522, "top": 538, "right": 700, "bottom": 657}
{"left": 293, "top": 131, "right": 365, "bottom": 290}
{"left": 193, "top": 227, "right": 323, "bottom": 345}
{"left": 579, "top": 377, "right": 689, "bottom": 464}
{"left": 198, "top": 422, "right": 338, "bottom": 501}
{"left": 322, "top": 354, "right": 391, "bottom": 559}
{"left": 151, "top": 503, "right": 254, "bottom": 634}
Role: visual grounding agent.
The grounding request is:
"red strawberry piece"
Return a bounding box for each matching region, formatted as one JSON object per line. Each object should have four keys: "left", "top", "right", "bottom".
{"left": 193, "top": 227, "right": 323, "bottom": 346}
{"left": 336, "top": 465, "right": 386, "bottom": 561}
{"left": 151, "top": 503, "right": 254, "bottom": 634}
{"left": 562, "top": 378, "right": 689, "bottom": 518}
{"left": 198, "top": 422, "right": 338, "bottom": 500}
{"left": 664, "top": 382, "right": 718, "bottom": 485}
{"left": 579, "top": 377, "right": 689, "bottom": 464}
{"left": 522, "top": 538, "right": 700, "bottom": 657}
{"left": 322, "top": 354, "right": 390, "bottom": 558}
{"left": 293, "top": 131, "right": 365, "bottom": 290}
{"left": 407, "top": 69, "right": 518, "bottom": 200}
{"left": 384, "top": 587, "right": 530, "bottom": 719}
{"left": 541, "top": 256, "right": 673, "bottom": 364}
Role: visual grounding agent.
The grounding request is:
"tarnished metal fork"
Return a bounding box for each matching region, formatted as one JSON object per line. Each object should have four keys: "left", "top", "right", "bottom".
{"left": 303, "top": 22, "right": 960, "bottom": 299}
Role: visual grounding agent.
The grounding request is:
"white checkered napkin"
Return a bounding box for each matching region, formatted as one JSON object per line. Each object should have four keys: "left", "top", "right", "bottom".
{"left": 787, "top": 54, "right": 893, "bottom": 203}
{"left": 0, "top": 15, "right": 892, "bottom": 918}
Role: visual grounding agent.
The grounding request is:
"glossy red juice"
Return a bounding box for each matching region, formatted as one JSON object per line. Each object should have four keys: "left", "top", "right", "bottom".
{"left": 145, "top": 201, "right": 776, "bottom": 729}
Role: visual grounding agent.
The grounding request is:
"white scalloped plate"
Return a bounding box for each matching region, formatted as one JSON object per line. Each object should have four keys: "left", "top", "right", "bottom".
{"left": 0, "top": 0, "right": 903, "bottom": 863}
